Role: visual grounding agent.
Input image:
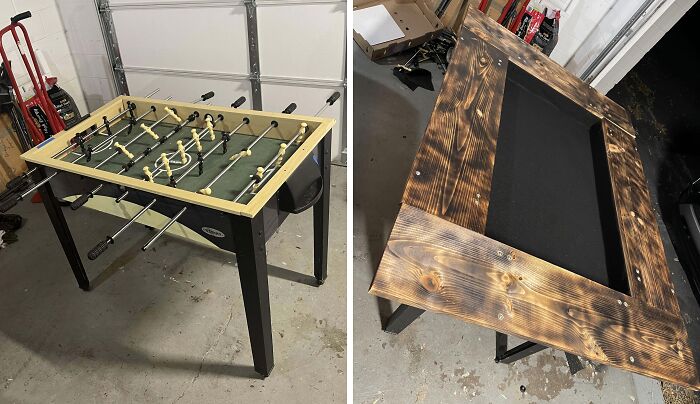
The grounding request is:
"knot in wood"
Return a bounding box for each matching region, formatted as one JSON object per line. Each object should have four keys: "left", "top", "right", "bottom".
{"left": 419, "top": 271, "right": 442, "bottom": 293}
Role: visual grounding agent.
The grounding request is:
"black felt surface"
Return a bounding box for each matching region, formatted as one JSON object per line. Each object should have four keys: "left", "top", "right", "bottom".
{"left": 485, "top": 65, "right": 629, "bottom": 294}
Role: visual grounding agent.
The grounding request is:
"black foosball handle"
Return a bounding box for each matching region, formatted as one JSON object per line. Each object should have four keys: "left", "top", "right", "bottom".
{"left": 70, "top": 192, "right": 92, "bottom": 210}
{"left": 6, "top": 174, "right": 28, "bottom": 191}
{"left": 282, "top": 103, "right": 297, "bottom": 114}
{"left": 327, "top": 92, "right": 341, "bottom": 105}
{"left": 231, "top": 96, "right": 246, "bottom": 108}
{"left": 0, "top": 197, "right": 18, "bottom": 213}
{"left": 88, "top": 237, "right": 112, "bottom": 260}
{"left": 200, "top": 91, "right": 215, "bottom": 101}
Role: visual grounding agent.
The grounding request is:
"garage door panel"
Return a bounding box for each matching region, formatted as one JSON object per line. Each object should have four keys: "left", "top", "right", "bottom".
{"left": 112, "top": 6, "right": 249, "bottom": 74}
{"left": 258, "top": 4, "right": 345, "bottom": 80}
{"left": 125, "top": 71, "right": 252, "bottom": 108}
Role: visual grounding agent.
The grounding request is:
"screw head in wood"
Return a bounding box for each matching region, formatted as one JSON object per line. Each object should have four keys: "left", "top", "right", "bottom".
{"left": 629, "top": 356, "right": 634, "bottom": 363}
{"left": 497, "top": 313, "right": 504, "bottom": 320}
{"left": 415, "top": 170, "right": 421, "bottom": 176}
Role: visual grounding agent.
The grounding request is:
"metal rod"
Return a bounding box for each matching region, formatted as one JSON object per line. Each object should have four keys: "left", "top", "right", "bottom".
{"left": 144, "top": 88, "right": 160, "bottom": 98}
{"left": 49, "top": 108, "right": 132, "bottom": 160}
{"left": 198, "top": 121, "right": 272, "bottom": 191}
{"left": 141, "top": 206, "right": 187, "bottom": 251}
{"left": 113, "top": 199, "right": 157, "bottom": 239}
{"left": 61, "top": 93, "right": 170, "bottom": 162}
{"left": 71, "top": 106, "right": 158, "bottom": 164}
{"left": 93, "top": 113, "right": 170, "bottom": 169}
{"left": 115, "top": 190, "right": 128, "bottom": 202}
{"left": 151, "top": 115, "right": 224, "bottom": 176}
{"left": 19, "top": 173, "right": 56, "bottom": 199}
{"left": 123, "top": 117, "right": 195, "bottom": 172}
{"left": 234, "top": 125, "right": 307, "bottom": 202}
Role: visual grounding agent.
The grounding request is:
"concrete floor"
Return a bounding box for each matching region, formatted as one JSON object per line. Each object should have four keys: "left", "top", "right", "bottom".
{"left": 352, "top": 44, "right": 689, "bottom": 403}
{"left": 0, "top": 167, "right": 346, "bottom": 403}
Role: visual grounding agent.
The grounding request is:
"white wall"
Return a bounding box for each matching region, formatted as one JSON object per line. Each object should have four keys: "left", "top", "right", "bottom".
{"left": 0, "top": 0, "right": 87, "bottom": 115}
{"left": 55, "top": 0, "right": 116, "bottom": 112}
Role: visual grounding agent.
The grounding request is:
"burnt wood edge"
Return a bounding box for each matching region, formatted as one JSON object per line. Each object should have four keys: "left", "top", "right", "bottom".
{"left": 370, "top": 204, "right": 700, "bottom": 389}
{"left": 602, "top": 119, "right": 681, "bottom": 315}
{"left": 401, "top": 28, "right": 508, "bottom": 233}
{"left": 463, "top": 6, "right": 637, "bottom": 138}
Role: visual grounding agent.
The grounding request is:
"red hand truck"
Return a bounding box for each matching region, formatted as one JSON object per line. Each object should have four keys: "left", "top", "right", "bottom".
{"left": 0, "top": 11, "right": 65, "bottom": 146}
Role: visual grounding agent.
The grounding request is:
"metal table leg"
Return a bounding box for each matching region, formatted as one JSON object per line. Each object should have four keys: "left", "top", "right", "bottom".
{"left": 494, "top": 332, "right": 547, "bottom": 364}
{"left": 384, "top": 304, "right": 425, "bottom": 334}
{"left": 36, "top": 167, "right": 90, "bottom": 291}
{"left": 231, "top": 213, "right": 274, "bottom": 377}
{"left": 313, "top": 130, "right": 331, "bottom": 285}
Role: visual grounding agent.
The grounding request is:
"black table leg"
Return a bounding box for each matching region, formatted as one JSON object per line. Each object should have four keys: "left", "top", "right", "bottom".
{"left": 36, "top": 167, "right": 90, "bottom": 291}
{"left": 313, "top": 130, "right": 331, "bottom": 285}
{"left": 494, "top": 332, "right": 547, "bottom": 364}
{"left": 383, "top": 304, "right": 425, "bottom": 334}
{"left": 231, "top": 213, "right": 274, "bottom": 377}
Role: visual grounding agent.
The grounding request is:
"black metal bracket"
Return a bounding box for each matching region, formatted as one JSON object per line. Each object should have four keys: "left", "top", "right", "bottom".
{"left": 383, "top": 304, "right": 425, "bottom": 334}
{"left": 494, "top": 332, "right": 585, "bottom": 375}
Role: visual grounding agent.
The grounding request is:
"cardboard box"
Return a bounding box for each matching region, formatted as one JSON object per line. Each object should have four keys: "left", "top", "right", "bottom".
{"left": 0, "top": 113, "right": 26, "bottom": 190}
{"left": 353, "top": 0, "right": 444, "bottom": 60}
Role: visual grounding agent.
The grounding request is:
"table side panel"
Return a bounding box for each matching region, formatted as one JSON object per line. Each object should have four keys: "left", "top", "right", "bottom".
{"left": 402, "top": 28, "right": 508, "bottom": 232}
{"left": 463, "top": 7, "right": 636, "bottom": 137}
{"left": 603, "top": 120, "right": 680, "bottom": 315}
{"left": 370, "top": 204, "right": 699, "bottom": 389}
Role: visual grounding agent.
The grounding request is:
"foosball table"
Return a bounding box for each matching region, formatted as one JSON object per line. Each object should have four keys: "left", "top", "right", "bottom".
{"left": 2, "top": 90, "right": 338, "bottom": 377}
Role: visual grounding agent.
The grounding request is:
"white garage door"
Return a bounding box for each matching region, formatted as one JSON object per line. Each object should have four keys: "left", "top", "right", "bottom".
{"left": 102, "top": 0, "right": 346, "bottom": 162}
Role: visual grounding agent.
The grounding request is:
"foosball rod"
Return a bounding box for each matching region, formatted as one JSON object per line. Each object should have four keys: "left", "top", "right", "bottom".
{"left": 3, "top": 89, "right": 164, "bottom": 194}
{"left": 74, "top": 98, "right": 172, "bottom": 165}
{"left": 11, "top": 101, "right": 163, "bottom": 212}
{"left": 0, "top": 90, "right": 168, "bottom": 213}
{"left": 87, "top": 198, "right": 157, "bottom": 260}
{"left": 145, "top": 96, "right": 247, "bottom": 183}
{"left": 150, "top": 113, "right": 224, "bottom": 178}
{"left": 141, "top": 206, "right": 187, "bottom": 251}
{"left": 86, "top": 96, "right": 246, "bottom": 259}
{"left": 139, "top": 102, "right": 298, "bottom": 252}
{"left": 232, "top": 92, "right": 340, "bottom": 202}
{"left": 70, "top": 92, "right": 216, "bottom": 210}
{"left": 69, "top": 108, "right": 173, "bottom": 209}
{"left": 175, "top": 101, "right": 295, "bottom": 190}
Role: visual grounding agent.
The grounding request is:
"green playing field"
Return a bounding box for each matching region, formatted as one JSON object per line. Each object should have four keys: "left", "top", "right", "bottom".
{"left": 59, "top": 118, "right": 300, "bottom": 204}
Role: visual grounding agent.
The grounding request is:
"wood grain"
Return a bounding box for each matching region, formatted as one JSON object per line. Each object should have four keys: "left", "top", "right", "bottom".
{"left": 402, "top": 29, "right": 508, "bottom": 232}
{"left": 370, "top": 204, "right": 700, "bottom": 389}
{"left": 463, "top": 7, "right": 636, "bottom": 137}
{"left": 602, "top": 120, "right": 680, "bottom": 315}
